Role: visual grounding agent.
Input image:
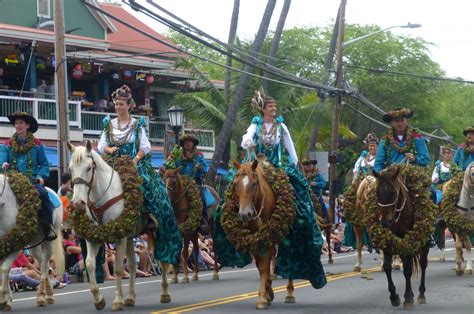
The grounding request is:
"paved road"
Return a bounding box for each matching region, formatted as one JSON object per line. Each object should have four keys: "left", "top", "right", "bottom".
{"left": 11, "top": 240, "right": 474, "bottom": 313}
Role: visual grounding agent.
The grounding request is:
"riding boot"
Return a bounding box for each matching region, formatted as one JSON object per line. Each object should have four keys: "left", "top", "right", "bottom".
{"left": 145, "top": 212, "right": 158, "bottom": 233}
{"left": 34, "top": 183, "right": 57, "bottom": 241}
{"left": 427, "top": 234, "right": 436, "bottom": 248}
{"left": 44, "top": 224, "right": 57, "bottom": 241}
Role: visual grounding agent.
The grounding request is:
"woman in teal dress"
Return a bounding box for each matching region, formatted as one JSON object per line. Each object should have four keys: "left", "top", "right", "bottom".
{"left": 97, "top": 85, "right": 182, "bottom": 265}
{"left": 217, "top": 91, "right": 326, "bottom": 289}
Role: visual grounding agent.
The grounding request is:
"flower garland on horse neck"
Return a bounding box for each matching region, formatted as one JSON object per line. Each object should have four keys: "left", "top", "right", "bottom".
{"left": 0, "top": 171, "right": 40, "bottom": 260}
{"left": 363, "top": 164, "right": 436, "bottom": 256}
{"left": 70, "top": 155, "right": 143, "bottom": 244}
{"left": 442, "top": 172, "right": 474, "bottom": 235}
{"left": 221, "top": 163, "right": 296, "bottom": 255}
{"left": 343, "top": 175, "right": 366, "bottom": 227}
{"left": 10, "top": 132, "right": 35, "bottom": 178}
{"left": 176, "top": 176, "right": 203, "bottom": 235}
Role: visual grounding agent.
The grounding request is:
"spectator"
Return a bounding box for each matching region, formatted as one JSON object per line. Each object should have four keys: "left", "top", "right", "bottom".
{"left": 36, "top": 79, "right": 47, "bottom": 98}
{"left": 63, "top": 229, "right": 84, "bottom": 277}
{"left": 0, "top": 66, "right": 9, "bottom": 91}
{"left": 94, "top": 96, "right": 108, "bottom": 112}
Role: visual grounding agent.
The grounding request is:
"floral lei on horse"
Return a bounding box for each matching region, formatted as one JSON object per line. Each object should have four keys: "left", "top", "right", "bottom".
{"left": 176, "top": 176, "right": 203, "bottom": 234}
{"left": 70, "top": 155, "right": 142, "bottom": 243}
{"left": 363, "top": 164, "right": 436, "bottom": 255}
{"left": 0, "top": 171, "right": 40, "bottom": 260}
{"left": 442, "top": 172, "right": 474, "bottom": 235}
{"left": 221, "top": 163, "right": 296, "bottom": 255}
{"left": 342, "top": 175, "right": 366, "bottom": 227}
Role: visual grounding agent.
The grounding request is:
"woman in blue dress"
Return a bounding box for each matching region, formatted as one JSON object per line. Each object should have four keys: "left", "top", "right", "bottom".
{"left": 97, "top": 85, "right": 182, "bottom": 265}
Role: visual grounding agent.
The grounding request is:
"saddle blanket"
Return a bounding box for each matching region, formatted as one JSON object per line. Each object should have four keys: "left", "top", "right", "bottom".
{"left": 47, "top": 190, "right": 62, "bottom": 208}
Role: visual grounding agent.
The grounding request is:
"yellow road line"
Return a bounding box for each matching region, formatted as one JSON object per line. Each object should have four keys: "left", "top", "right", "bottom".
{"left": 152, "top": 266, "right": 380, "bottom": 314}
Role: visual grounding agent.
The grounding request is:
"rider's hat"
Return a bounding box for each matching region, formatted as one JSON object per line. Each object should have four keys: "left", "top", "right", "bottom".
{"left": 7, "top": 111, "right": 38, "bottom": 133}
{"left": 251, "top": 90, "right": 275, "bottom": 112}
{"left": 440, "top": 145, "right": 455, "bottom": 154}
{"left": 179, "top": 133, "right": 199, "bottom": 147}
{"left": 382, "top": 108, "right": 414, "bottom": 123}
{"left": 363, "top": 133, "right": 379, "bottom": 145}
{"left": 301, "top": 155, "right": 317, "bottom": 165}
{"left": 463, "top": 126, "right": 474, "bottom": 136}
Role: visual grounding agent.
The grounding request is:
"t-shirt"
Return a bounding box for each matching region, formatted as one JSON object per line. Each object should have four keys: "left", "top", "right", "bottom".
{"left": 12, "top": 252, "right": 29, "bottom": 268}
{"left": 63, "top": 239, "right": 81, "bottom": 269}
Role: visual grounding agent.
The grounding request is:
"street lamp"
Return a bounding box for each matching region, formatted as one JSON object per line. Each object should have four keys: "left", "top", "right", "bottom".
{"left": 167, "top": 105, "right": 184, "bottom": 145}
{"left": 343, "top": 22, "right": 421, "bottom": 47}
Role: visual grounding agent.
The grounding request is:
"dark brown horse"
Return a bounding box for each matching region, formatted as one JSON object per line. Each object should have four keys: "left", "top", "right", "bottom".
{"left": 163, "top": 168, "right": 221, "bottom": 283}
{"left": 232, "top": 160, "right": 295, "bottom": 310}
{"left": 373, "top": 165, "right": 429, "bottom": 310}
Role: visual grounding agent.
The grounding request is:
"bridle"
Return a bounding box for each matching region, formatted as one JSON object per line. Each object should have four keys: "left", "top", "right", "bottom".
{"left": 377, "top": 176, "right": 409, "bottom": 225}
{"left": 71, "top": 154, "right": 122, "bottom": 224}
{"left": 457, "top": 163, "right": 474, "bottom": 211}
{"left": 165, "top": 172, "right": 188, "bottom": 208}
{"left": 234, "top": 170, "right": 265, "bottom": 226}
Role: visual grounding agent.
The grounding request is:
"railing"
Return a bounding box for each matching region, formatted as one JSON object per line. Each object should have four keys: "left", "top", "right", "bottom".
{"left": 0, "top": 95, "right": 81, "bottom": 128}
{"left": 149, "top": 120, "right": 167, "bottom": 143}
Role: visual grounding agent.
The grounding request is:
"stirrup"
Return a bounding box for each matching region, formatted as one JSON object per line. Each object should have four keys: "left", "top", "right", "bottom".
{"left": 45, "top": 226, "right": 57, "bottom": 242}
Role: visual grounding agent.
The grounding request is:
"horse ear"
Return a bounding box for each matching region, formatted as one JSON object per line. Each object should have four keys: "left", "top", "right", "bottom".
{"left": 372, "top": 169, "right": 379, "bottom": 178}
{"left": 232, "top": 160, "right": 241, "bottom": 169}
{"left": 85, "top": 140, "right": 92, "bottom": 153}
{"left": 251, "top": 160, "right": 258, "bottom": 171}
{"left": 66, "top": 141, "right": 75, "bottom": 152}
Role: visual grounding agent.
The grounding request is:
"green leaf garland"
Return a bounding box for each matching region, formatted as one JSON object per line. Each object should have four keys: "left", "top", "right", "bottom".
{"left": 343, "top": 175, "right": 366, "bottom": 227}
{"left": 177, "top": 176, "right": 203, "bottom": 234}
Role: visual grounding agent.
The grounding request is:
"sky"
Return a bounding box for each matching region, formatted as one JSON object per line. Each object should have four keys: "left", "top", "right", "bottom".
{"left": 125, "top": 0, "right": 474, "bottom": 81}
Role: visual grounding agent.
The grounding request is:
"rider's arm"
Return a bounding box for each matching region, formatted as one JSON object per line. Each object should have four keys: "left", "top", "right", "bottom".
{"left": 134, "top": 127, "right": 151, "bottom": 163}
{"left": 241, "top": 123, "right": 257, "bottom": 149}
{"left": 97, "top": 132, "right": 109, "bottom": 154}
{"left": 373, "top": 140, "right": 387, "bottom": 173}
{"left": 316, "top": 172, "right": 327, "bottom": 189}
{"left": 36, "top": 145, "right": 50, "bottom": 180}
{"left": 414, "top": 138, "right": 431, "bottom": 167}
{"left": 453, "top": 147, "right": 462, "bottom": 167}
{"left": 431, "top": 163, "right": 439, "bottom": 183}
{"left": 353, "top": 155, "right": 364, "bottom": 177}
{"left": 0, "top": 144, "right": 10, "bottom": 170}
{"left": 281, "top": 123, "right": 298, "bottom": 164}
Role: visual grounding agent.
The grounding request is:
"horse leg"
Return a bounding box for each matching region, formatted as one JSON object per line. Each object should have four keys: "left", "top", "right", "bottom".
{"left": 326, "top": 227, "right": 333, "bottom": 264}
{"left": 455, "top": 233, "right": 464, "bottom": 276}
{"left": 85, "top": 241, "right": 106, "bottom": 310}
{"left": 124, "top": 238, "right": 137, "bottom": 307}
{"left": 464, "top": 237, "right": 472, "bottom": 275}
{"left": 270, "top": 249, "right": 277, "bottom": 280}
{"left": 191, "top": 236, "right": 200, "bottom": 281}
{"left": 112, "top": 238, "right": 127, "bottom": 311}
{"left": 439, "top": 227, "right": 446, "bottom": 262}
{"left": 33, "top": 242, "right": 55, "bottom": 305}
{"left": 182, "top": 237, "right": 190, "bottom": 283}
{"left": 382, "top": 251, "right": 400, "bottom": 307}
{"left": 171, "top": 263, "right": 179, "bottom": 284}
{"left": 353, "top": 225, "right": 363, "bottom": 272}
{"left": 401, "top": 255, "right": 415, "bottom": 310}
{"left": 159, "top": 262, "right": 171, "bottom": 303}
{"left": 0, "top": 253, "right": 17, "bottom": 311}
{"left": 255, "top": 254, "right": 271, "bottom": 310}
{"left": 266, "top": 247, "right": 275, "bottom": 303}
{"left": 210, "top": 218, "right": 220, "bottom": 281}
{"left": 417, "top": 245, "right": 429, "bottom": 304}
{"left": 284, "top": 279, "right": 296, "bottom": 304}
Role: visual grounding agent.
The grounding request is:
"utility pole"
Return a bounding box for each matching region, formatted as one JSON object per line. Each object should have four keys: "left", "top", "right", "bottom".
{"left": 54, "top": 0, "right": 69, "bottom": 182}
{"left": 328, "top": 0, "right": 346, "bottom": 227}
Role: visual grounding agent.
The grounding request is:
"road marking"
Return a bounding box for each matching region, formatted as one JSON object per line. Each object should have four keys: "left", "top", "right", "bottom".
{"left": 151, "top": 266, "right": 381, "bottom": 314}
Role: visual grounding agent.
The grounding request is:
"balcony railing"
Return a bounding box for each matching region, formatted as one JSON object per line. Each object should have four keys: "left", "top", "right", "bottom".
{"left": 0, "top": 95, "right": 214, "bottom": 149}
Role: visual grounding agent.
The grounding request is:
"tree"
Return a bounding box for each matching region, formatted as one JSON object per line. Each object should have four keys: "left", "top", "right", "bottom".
{"left": 207, "top": 0, "right": 277, "bottom": 182}
{"left": 224, "top": 0, "right": 240, "bottom": 103}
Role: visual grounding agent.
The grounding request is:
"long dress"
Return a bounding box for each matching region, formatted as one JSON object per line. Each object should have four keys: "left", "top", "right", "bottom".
{"left": 98, "top": 116, "right": 182, "bottom": 264}
{"left": 217, "top": 115, "right": 326, "bottom": 289}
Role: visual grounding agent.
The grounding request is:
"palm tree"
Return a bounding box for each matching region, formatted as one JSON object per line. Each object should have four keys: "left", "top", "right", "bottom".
{"left": 225, "top": 0, "right": 240, "bottom": 103}
{"left": 262, "top": 0, "right": 292, "bottom": 93}
{"left": 207, "top": 0, "right": 277, "bottom": 182}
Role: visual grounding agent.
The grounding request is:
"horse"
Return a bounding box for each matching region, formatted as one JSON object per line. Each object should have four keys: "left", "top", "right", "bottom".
{"left": 442, "top": 161, "right": 474, "bottom": 276}
{"left": 67, "top": 141, "right": 172, "bottom": 311}
{"left": 372, "top": 165, "right": 430, "bottom": 310}
{"left": 231, "top": 159, "right": 295, "bottom": 310}
{"left": 163, "top": 168, "right": 221, "bottom": 283}
{"left": 0, "top": 174, "right": 64, "bottom": 310}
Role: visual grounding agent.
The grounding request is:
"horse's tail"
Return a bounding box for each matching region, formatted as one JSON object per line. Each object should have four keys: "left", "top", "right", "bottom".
{"left": 411, "top": 254, "right": 420, "bottom": 278}
{"left": 147, "top": 231, "right": 156, "bottom": 258}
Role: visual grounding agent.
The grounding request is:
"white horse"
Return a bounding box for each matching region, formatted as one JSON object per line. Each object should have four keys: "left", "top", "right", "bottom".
{"left": 453, "top": 162, "right": 474, "bottom": 275}
{"left": 67, "top": 141, "right": 171, "bottom": 311}
{"left": 0, "top": 175, "right": 63, "bottom": 310}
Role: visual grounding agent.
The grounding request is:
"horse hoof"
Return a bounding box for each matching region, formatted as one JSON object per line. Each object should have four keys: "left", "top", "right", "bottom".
{"left": 456, "top": 270, "right": 464, "bottom": 276}
{"left": 95, "top": 297, "right": 106, "bottom": 310}
{"left": 464, "top": 269, "right": 472, "bottom": 275}
{"left": 212, "top": 274, "right": 220, "bottom": 280}
{"left": 46, "top": 296, "right": 55, "bottom": 305}
{"left": 353, "top": 266, "right": 362, "bottom": 272}
{"left": 285, "top": 296, "right": 296, "bottom": 304}
{"left": 390, "top": 294, "right": 401, "bottom": 307}
{"left": 124, "top": 297, "right": 135, "bottom": 307}
{"left": 192, "top": 275, "right": 199, "bottom": 281}
{"left": 256, "top": 302, "right": 269, "bottom": 310}
{"left": 161, "top": 294, "right": 171, "bottom": 304}
{"left": 182, "top": 277, "right": 190, "bottom": 283}
{"left": 2, "top": 303, "right": 11, "bottom": 311}
{"left": 270, "top": 274, "right": 278, "bottom": 280}
{"left": 171, "top": 277, "right": 178, "bottom": 284}
{"left": 328, "top": 259, "right": 334, "bottom": 265}
{"left": 439, "top": 257, "right": 445, "bottom": 262}
{"left": 393, "top": 265, "right": 401, "bottom": 270}
{"left": 37, "top": 297, "right": 47, "bottom": 307}
{"left": 403, "top": 302, "right": 414, "bottom": 310}
{"left": 112, "top": 302, "right": 123, "bottom": 311}
{"left": 417, "top": 296, "right": 427, "bottom": 304}
{"left": 0, "top": 302, "right": 7, "bottom": 311}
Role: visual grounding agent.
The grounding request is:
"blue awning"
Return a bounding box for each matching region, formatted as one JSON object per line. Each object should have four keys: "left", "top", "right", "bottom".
{"left": 150, "top": 151, "right": 164, "bottom": 168}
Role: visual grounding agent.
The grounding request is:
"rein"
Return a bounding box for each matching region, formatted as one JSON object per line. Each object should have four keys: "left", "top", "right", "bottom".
{"left": 377, "top": 176, "right": 409, "bottom": 223}
{"left": 235, "top": 170, "right": 265, "bottom": 227}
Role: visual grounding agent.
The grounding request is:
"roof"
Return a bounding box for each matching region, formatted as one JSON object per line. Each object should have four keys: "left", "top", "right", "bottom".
{"left": 99, "top": 4, "right": 181, "bottom": 57}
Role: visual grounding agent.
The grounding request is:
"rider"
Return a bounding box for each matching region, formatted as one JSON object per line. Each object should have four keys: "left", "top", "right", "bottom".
{"left": 238, "top": 91, "right": 326, "bottom": 289}
{"left": 0, "top": 112, "right": 57, "bottom": 241}
{"left": 97, "top": 85, "right": 182, "bottom": 265}
{"left": 453, "top": 126, "right": 474, "bottom": 171}
{"left": 164, "top": 132, "right": 216, "bottom": 233}
{"left": 353, "top": 133, "right": 378, "bottom": 180}
{"left": 301, "top": 155, "right": 328, "bottom": 218}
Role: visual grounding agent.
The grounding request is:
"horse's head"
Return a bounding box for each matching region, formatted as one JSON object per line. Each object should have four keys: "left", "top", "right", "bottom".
{"left": 373, "top": 165, "right": 402, "bottom": 227}
{"left": 67, "top": 141, "right": 97, "bottom": 208}
{"left": 466, "top": 162, "right": 474, "bottom": 187}
{"left": 232, "top": 159, "right": 260, "bottom": 222}
{"left": 163, "top": 167, "right": 183, "bottom": 202}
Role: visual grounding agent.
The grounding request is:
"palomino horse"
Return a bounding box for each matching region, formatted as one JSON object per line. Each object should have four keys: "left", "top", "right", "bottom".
{"left": 373, "top": 165, "right": 429, "bottom": 310}
{"left": 163, "top": 168, "right": 221, "bottom": 283}
{"left": 67, "top": 141, "right": 172, "bottom": 311}
{"left": 442, "top": 161, "right": 474, "bottom": 275}
{"left": 0, "top": 175, "right": 63, "bottom": 310}
{"left": 232, "top": 159, "right": 295, "bottom": 310}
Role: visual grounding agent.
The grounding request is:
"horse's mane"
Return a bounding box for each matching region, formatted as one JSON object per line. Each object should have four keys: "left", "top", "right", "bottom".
{"left": 70, "top": 146, "right": 110, "bottom": 171}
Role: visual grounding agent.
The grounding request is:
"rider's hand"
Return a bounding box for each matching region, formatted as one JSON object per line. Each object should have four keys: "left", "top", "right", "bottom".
{"left": 1, "top": 162, "right": 9, "bottom": 171}
{"left": 405, "top": 153, "right": 416, "bottom": 161}
{"left": 108, "top": 147, "right": 118, "bottom": 154}
{"left": 432, "top": 178, "right": 439, "bottom": 184}
{"left": 310, "top": 181, "right": 317, "bottom": 187}
{"left": 195, "top": 163, "right": 202, "bottom": 170}
{"left": 36, "top": 178, "right": 44, "bottom": 185}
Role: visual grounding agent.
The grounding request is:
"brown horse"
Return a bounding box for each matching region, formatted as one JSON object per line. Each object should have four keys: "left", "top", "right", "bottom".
{"left": 232, "top": 159, "right": 295, "bottom": 310}
{"left": 163, "top": 168, "right": 221, "bottom": 283}
{"left": 373, "top": 165, "right": 429, "bottom": 310}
